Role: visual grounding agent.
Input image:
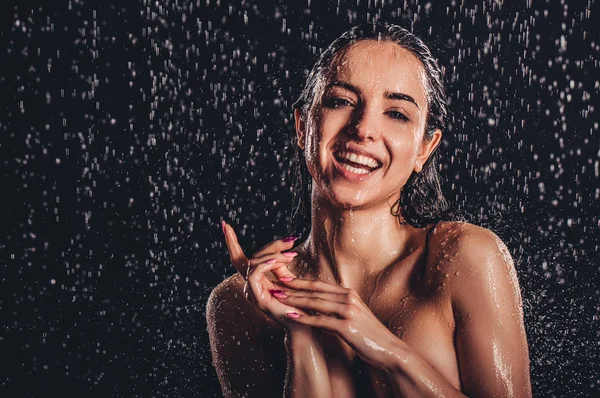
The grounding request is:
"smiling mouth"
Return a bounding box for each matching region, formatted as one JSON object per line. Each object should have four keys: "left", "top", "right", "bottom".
{"left": 334, "top": 151, "right": 382, "bottom": 175}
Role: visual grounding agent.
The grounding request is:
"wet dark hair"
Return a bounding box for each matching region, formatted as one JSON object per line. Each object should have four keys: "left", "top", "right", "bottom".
{"left": 290, "top": 22, "right": 466, "bottom": 236}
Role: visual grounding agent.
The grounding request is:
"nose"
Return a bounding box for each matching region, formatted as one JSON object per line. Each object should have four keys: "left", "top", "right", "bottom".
{"left": 348, "top": 104, "right": 380, "bottom": 141}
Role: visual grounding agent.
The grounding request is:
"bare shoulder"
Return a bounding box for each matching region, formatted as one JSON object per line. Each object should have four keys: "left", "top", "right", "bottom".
{"left": 206, "top": 273, "right": 286, "bottom": 396}
{"left": 426, "top": 221, "right": 519, "bottom": 296}
{"left": 428, "top": 221, "right": 514, "bottom": 269}
{"left": 206, "top": 272, "right": 283, "bottom": 342}
{"left": 428, "top": 223, "right": 531, "bottom": 396}
{"left": 427, "top": 220, "right": 523, "bottom": 311}
{"left": 206, "top": 273, "right": 246, "bottom": 323}
{"left": 206, "top": 273, "right": 242, "bottom": 311}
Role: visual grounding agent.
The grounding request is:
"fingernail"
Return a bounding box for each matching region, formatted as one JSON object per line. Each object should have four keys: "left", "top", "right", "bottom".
{"left": 221, "top": 220, "right": 226, "bottom": 234}
{"left": 266, "top": 258, "right": 277, "bottom": 264}
{"left": 286, "top": 312, "right": 300, "bottom": 319}
{"left": 269, "top": 289, "right": 284, "bottom": 295}
{"left": 272, "top": 292, "right": 287, "bottom": 299}
{"left": 282, "top": 252, "right": 298, "bottom": 258}
{"left": 279, "top": 276, "right": 294, "bottom": 282}
{"left": 282, "top": 236, "right": 298, "bottom": 243}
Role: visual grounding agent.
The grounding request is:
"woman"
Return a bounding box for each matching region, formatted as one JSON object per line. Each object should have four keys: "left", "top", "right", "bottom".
{"left": 207, "top": 22, "right": 531, "bottom": 397}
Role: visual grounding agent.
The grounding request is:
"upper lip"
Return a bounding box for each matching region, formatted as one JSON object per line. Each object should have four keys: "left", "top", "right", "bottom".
{"left": 333, "top": 143, "right": 383, "bottom": 167}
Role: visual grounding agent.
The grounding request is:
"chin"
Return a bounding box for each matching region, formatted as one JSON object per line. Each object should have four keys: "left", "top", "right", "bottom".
{"left": 316, "top": 175, "right": 403, "bottom": 211}
{"left": 323, "top": 183, "right": 380, "bottom": 210}
{"left": 310, "top": 163, "right": 400, "bottom": 210}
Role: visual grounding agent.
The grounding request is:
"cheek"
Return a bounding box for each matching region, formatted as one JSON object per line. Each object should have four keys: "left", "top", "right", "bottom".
{"left": 387, "top": 126, "right": 422, "bottom": 163}
{"left": 306, "top": 112, "right": 336, "bottom": 168}
{"left": 303, "top": 132, "right": 319, "bottom": 176}
{"left": 303, "top": 114, "right": 327, "bottom": 178}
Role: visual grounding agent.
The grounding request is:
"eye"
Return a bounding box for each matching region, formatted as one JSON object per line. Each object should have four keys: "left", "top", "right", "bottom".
{"left": 323, "top": 97, "right": 354, "bottom": 109}
{"left": 386, "top": 110, "right": 409, "bottom": 122}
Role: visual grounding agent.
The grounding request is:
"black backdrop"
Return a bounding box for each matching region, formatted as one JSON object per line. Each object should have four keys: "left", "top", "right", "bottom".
{"left": 1, "top": 0, "right": 599, "bottom": 397}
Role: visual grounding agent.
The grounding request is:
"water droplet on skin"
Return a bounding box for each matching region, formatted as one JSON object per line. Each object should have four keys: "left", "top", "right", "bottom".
{"left": 455, "top": 271, "right": 461, "bottom": 276}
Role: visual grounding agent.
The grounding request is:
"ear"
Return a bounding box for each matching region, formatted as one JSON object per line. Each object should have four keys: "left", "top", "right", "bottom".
{"left": 414, "top": 128, "right": 442, "bottom": 173}
{"left": 294, "top": 108, "right": 306, "bottom": 150}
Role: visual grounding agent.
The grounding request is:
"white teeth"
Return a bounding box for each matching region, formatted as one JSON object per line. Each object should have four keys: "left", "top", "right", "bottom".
{"left": 341, "top": 163, "right": 370, "bottom": 174}
{"left": 336, "top": 151, "right": 379, "bottom": 169}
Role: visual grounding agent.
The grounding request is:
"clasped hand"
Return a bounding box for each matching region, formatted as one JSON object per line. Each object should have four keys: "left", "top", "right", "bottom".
{"left": 222, "top": 221, "right": 404, "bottom": 369}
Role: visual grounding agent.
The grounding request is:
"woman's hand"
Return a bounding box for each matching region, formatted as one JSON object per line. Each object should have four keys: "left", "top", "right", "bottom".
{"left": 222, "top": 223, "right": 336, "bottom": 396}
{"left": 274, "top": 277, "right": 407, "bottom": 369}
{"left": 221, "top": 221, "right": 312, "bottom": 330}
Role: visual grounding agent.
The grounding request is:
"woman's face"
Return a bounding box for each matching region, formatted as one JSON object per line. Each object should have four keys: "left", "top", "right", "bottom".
{"left": 296, "top": 40, "right": 442, "bottom": 210}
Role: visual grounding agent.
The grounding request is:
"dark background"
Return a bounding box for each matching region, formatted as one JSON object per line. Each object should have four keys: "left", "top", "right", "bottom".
{"left": 1, "top": 0, "right": 599, "bottom": 396}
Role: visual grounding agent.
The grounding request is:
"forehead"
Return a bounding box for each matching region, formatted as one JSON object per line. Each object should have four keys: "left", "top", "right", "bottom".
{"left": 327, "top": 40, "right": 428, "bottom": 104}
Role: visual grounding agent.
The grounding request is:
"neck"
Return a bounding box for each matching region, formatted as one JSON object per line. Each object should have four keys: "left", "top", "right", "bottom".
{"left": 301, "top": 189, "right": 422, "bottom": 290}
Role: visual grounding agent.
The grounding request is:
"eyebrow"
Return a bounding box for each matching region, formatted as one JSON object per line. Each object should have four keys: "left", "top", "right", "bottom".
{"left": 385, "top": 91, "right": 421, "bottom": 110}
{"left": 326, "top": 80, "right": 421, "bottom": 110}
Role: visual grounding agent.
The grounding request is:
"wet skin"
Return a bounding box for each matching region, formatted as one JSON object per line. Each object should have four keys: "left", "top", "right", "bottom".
{"left": 209, "top": 221, "right": 531, "bottom": 397}
{"left": 207, "top": 41, "right": 531, "bottom": 397}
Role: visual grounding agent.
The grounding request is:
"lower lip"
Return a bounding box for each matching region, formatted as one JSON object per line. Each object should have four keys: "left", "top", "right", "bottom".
{"left": 332, "top": 156, "right": 380, "bottom": 182}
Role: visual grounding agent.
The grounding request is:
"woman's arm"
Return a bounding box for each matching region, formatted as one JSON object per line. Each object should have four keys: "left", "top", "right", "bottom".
{"left": 207, "top": 277, "right": 337, "bottom": 397}
{"left": 383, "top": 227, "right": 531, "bottom": 397}
{"left": 207, "top": 274, "right": 287, "bottom": 397}
{"left": 284, "top": 328, "right": 333, "bottom": 398}
{"left": 449, "top": 228, "right": 531, "bottom": 396}
{"left": 276, "top": 226, "right": 531, "bottom": 397}
{"left": 211, "top": 224, "right": 339, "bottom": 397}
{"left": 275, "top": 277, "right": 467, "bottom": 397}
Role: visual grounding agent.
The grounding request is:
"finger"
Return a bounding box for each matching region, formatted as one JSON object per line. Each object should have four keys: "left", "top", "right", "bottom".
{"left": 253, "top": 236, "right": 299, "bottom": 258}
{"left": 251, "top": 252, "right": 298, "bottom": 280}
{"left": 243, "top": 281, "right": 255, "bottom": 304}
{"left": 277, "top": 291, "right": 349, "bottom": 306}
{"left": 251, "top": 251, "right": 298, "bottom": 264}
{"left": 285, "top": 313, "right": 342, "bottom": 333}
{"left": 276, "top": 296, "right": 350, "bottom": 319}
{"left": 270, "top": 264, "right": 297, "bottom": 281}
{"left": 246, "top": 262, "right": 309, "bottom": 319}
{"left": 247, "top": 261, "right": 284, "bottom": 306}
{"left": 278, "top": 277, "right": 348, "bottom": 294}
{"left": 222, "top": 221, "right": 250, "bottom": 276}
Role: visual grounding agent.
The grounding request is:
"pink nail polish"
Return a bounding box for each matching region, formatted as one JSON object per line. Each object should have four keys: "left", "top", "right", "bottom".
{"left": 279, "top": 276, "right": 294, "bottom": 282}
{"left": 269, "top": 289, "right": 284, "bottom": 295}
{"left": 221, "top": 220, "right": 226, "bottom": 234}
{"left": 272, "top": 292, "right": 287, "bottom": 299}
{"left": 286, "top": 312, "right": 300, "bottom": 319}
{"left": 282, "top": 252, "right": 298, "bottom": 258}
{"left": 266, "top": 258, "right": 277, "bottom": 264}
{"left": 282, "top": 236, "right": 298, "bottom": 243}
